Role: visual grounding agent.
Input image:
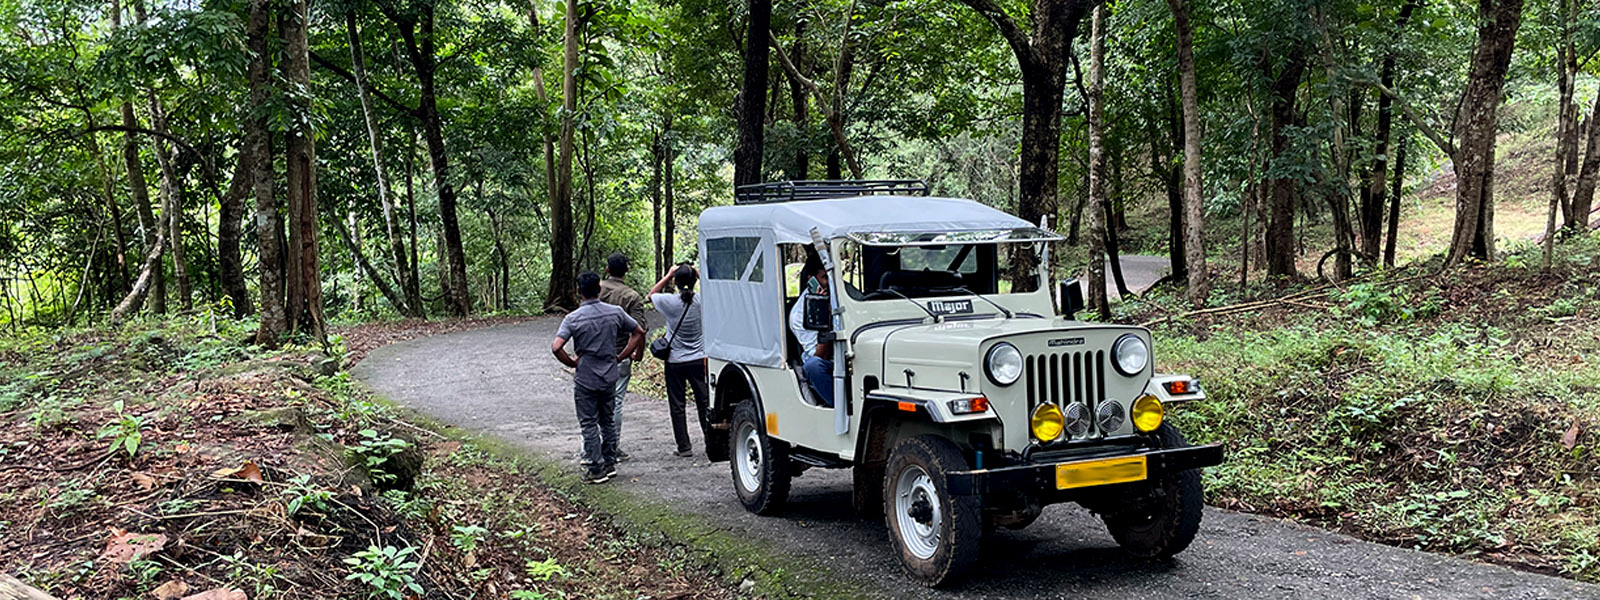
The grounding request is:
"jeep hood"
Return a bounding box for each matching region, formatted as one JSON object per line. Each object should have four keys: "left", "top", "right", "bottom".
{"left": 869, "top": 317, "right": 1074, "bottom": 392}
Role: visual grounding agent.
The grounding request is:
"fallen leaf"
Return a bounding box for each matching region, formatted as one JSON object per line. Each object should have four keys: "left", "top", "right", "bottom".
{"left": 131, "top": 473, "right": 158, "bottom": 490}
{"left": 1563, "top": 424, "right": 1581, "bottom": 450}
{"left": 101, "top": 529, "right": 168, "bottom": 564}
{"left": 152, "top": 580, "right": 190, "bottom": 600}
{"left": 174, "top": 443, "right": 192, "bottom": 454}
{"left": 211, "top": 461, "right": 264, "bottom": 484}
{"left": 180, "top": 588, "right": 247, "bottom": 600}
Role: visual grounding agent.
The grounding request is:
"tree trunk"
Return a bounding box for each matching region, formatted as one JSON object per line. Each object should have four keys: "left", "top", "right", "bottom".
{"left": 334, "top": 215, "right": 407, "bottom": 314}
{"left": 397, "top": 9, "right": 472, "bottom": 316}
{"left": 665, "top": 130, "right": 677, "bottom": 266}
{"left": 281, "top": 0, "right": 326, "bottom": 343}
{"left": 349, "top": 12, "right": 418, "bottom": 318}
{"left": 1446, "top": 0, "right": 1525, "bottom": 266}
{"left": 87, "top": 132, "right": 131, "bottom": 296}
{"left": 1085, "top": 5, "right": 1109, "bottom": 318}
{"left": 1363, "top": 1, "right": 1416, "bottom": 268}
{"left": 545, "top": 0, "right": 581, "bottom": 311}
{"left": 734, "top": 0, "right": 772, "bottom": 187}
{"left": 1572, "top": 91, "right": 1600, "bottom": 234}
{"left": 1169, "top": 0, "right": 1209, "bottom": 304}
{"left": 1385, "top": 133, "right": 1407, "bottom": 266}
{"left": 147, "top": 101, "right": 191, "bottom": 311}
{"left": 651, "top": 128, "right": 664, "bottom": 275}
{"left": 405, "top": 128, "right": 422, "bottom": 315}
{"left": 788, "top": 20, "right": 810, "bottom": 180}
{"left": 217, "top": 145, "right": 250, "bottom": 316}
{"left": 1266, "top": 45, "right": 1306, "bottom": 277}
{"left": 109, "top": 223, "right": 167, "bottom": 322}
{"left": 248, "top": 0, "right": 285, "bottom": 345}
{"left": 115, "top": 0, "right": 164, "bottom": 316}
{"left": 1157, "top": 98, "right": 1187, "bottom": 279}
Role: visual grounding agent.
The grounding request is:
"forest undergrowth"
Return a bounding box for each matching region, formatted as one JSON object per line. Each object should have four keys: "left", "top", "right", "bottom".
{"left": 0, "top": 316, "right": 735, "bottom": 599}
{"left": 1125, "top": 230, "right": 1600, "bottom": 580}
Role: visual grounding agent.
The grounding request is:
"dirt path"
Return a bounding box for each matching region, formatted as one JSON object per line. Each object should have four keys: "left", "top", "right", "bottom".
{"left": 352, "top": 319, "right": 1597, "bottom": 600}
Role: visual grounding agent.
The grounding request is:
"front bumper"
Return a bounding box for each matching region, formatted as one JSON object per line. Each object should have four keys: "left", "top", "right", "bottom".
{"left": 946, "top": 443, "right": 1224, "bottom": 496}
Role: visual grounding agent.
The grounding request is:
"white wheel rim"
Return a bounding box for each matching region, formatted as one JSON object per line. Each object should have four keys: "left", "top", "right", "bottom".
{"left": 735, "top": 422, "right": 762, "bottom": 493}
{"left": 894, "top": 464, "right": 942, "bottom": 560}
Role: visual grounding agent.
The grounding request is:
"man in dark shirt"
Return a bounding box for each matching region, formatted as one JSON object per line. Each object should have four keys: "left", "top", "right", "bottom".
{"left": 597, "top": 252, "right": 647, "bottom": 461}
{"left": 552, "top": 271, "right": 645, "bottom": 484}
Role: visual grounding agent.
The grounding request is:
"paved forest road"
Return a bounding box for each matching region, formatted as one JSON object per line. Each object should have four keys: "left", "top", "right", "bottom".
{"left": 1090, "top": 255, "right": 1170, "bottom": 301}
{"left": 354, "top": 319, "right": 1597, "bottom": 600}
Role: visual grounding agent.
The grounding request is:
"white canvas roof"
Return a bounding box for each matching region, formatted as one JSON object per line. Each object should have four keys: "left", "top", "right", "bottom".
{"left": 697, "top": 195, "right": 1043, "bottom": 243}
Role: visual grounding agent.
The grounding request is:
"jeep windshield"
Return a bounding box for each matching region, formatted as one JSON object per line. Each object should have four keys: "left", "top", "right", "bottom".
{"left": 834, "top": 237, "right": 1045, "bottom": 302}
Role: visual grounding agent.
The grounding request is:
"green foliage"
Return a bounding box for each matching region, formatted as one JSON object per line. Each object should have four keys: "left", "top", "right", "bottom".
{"left": 280, "top": 474, "right": 334, "bottom": 516}
{"left": 347, "top": 429, "right": 412, "bottom": 485}
{"left": 524, "top": 557, "right": 567, "bottom": 582}
{"left": 450, "top": 524, "right": 489, "bottom": 553}
{"left": 343, "top": 545, "right": 424, "bottom": 600}
{"left": 96, "top": 400, "right": 144, "bottom": 458}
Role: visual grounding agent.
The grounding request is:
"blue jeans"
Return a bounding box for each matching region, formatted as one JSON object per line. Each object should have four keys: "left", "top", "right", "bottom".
{"left": 574, "top": 384, "right": 619, "bottom": 472}
{"left": 803, "top": 355, "right": 834, "bottom": 408}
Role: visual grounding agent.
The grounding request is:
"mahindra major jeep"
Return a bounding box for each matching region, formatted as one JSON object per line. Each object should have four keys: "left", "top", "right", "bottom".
{"left": 693, "top": 180, "right": 1223, "bottom": 586}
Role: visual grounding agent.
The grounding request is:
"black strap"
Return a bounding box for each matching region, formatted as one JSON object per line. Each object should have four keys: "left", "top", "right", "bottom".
{"left": 664, "top": 295, "right": 691, "bottom": 346}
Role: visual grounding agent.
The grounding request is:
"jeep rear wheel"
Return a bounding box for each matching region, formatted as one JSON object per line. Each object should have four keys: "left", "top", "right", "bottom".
{"left": 883, "top": 435, "right": 980, "bottom": 587}
{"left": 730, "top": 400, "right": 789, "bottom": 514}
{"left": 1101, "top": 423, "right": 1203, "bottom": 559}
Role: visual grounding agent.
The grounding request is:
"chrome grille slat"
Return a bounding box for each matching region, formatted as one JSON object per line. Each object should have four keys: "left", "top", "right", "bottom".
{"left": 1024, "top": 349, "right": 1110, "bottom": 437}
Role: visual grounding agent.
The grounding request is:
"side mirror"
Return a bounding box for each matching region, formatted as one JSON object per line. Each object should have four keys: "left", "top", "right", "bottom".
{"left": 803, "top": 294, "right": 831, "bottom": 331}
{"left": 1059, "top": 279, "right": 1085, "bottom": 319}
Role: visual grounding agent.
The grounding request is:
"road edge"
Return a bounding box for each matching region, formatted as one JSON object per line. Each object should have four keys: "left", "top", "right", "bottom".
{"left": 358, "top": 381, "right": 880, "bottom": 600}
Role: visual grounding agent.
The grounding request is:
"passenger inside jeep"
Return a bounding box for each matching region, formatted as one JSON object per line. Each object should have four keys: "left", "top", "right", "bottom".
{"left": 786, "top": 248, "right": 834, "bottom": 407}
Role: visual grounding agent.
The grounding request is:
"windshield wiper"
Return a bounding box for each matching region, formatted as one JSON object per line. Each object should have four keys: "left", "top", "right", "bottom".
{"left": 880, "top": 288, "right": 942, "bottom": 321}
{"left": 948, "top": 286, "right": 1014, "bottom": 319}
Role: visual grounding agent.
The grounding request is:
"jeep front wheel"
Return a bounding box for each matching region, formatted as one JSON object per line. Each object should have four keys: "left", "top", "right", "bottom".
{"left": 882, "top": 435, "right": 981, "bottom": 587}
{"left": 730, "top": 400, "right": 789, "bottom": 514}
{"left": 1101, "top": 423, "right": 1203, "bottom": 559}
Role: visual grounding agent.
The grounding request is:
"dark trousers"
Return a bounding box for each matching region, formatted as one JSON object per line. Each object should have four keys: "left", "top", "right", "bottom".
{"left": 665, "top": 360, "right": 709, "bottom": 452}
{"left": 574, "top": 383, "right": 618, "bottom": 472}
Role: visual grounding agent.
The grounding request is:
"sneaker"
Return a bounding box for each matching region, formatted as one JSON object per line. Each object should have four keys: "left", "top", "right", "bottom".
{"left": 582, "top": 470, "right": 611, "bottom": 484}
{"left": 673, "top": 449, "right": 694, "bottom": 458}
{"left": 603, "top": 464, "right": 618, "bottom": 479}
{"left": 616, "top": 450, "right": 632, "bottom": 463}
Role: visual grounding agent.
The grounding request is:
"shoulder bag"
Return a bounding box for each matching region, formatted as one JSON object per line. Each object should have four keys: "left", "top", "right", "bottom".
{"left": 650, "top": 297, "right": 690, "bottom": 361}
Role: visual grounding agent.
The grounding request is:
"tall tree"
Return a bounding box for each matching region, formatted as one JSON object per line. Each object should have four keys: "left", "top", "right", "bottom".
{"left": 734, "top": 0, "right": 773, "bottom": 187}
{"left": 1167, "top": 0, "right": 1208, "bottom": 304}
{"left": 1445, "top": 0, "right": 1525, "bottom": 266}
{"left": 544, "top": 0, "right": 582, "bottom": 311}
{"left": 958, "top": 0, "right": 1096, "bottom": 286}
{"left": 248, "top": 0, "right": 286, "bottom": 345}
{"left": 1085, "top": 4, "right": 1108, "bottom": 318}
{"left": 1362, "top": 0, "right": 1418, "bottom": 267}
{"left": 114, "top": 0, "right": 165, "bottom": 316}
{"left": 1265, "top": 43, "right": 1306, "bottom": 277}
{"left": 347, "top": 12, "right": 420, "bottom": 317}
{"left": 281, "top": 0, "right": 326, "bottom": 343}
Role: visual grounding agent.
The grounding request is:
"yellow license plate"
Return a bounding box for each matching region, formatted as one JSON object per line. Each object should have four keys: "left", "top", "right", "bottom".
{"left": 1055, "top": 456, "right": 1148, "bottom": 490}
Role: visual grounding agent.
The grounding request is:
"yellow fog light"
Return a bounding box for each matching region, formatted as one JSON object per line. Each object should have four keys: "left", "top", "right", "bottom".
{"left": 1132, "top": 394, "right": 1164, "bottom": 432}
{"left": 1031, "top": 403, "right": 1065, "bottom": 442}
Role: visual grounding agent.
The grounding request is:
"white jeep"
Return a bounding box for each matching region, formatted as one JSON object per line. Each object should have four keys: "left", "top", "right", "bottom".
{"left": 694, "top": 180, "right": 1223, "bottom": 586}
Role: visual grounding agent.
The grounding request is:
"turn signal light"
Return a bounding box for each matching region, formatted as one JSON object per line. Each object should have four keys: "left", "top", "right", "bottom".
{"left": 1163, "top": 378, "right": 1199, "bottom": 395}
{"left": 948, "top": 397, "right": 990, "bottom": 414}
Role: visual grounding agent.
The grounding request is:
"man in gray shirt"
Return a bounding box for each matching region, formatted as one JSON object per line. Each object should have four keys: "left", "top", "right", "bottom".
{"left": 552, "top": 271, "right": 645, "bottom": 483}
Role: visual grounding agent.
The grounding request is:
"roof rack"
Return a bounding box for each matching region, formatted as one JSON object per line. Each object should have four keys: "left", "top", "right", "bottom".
{"left": 734, "top": 179, "right": 929, "bottom": 205}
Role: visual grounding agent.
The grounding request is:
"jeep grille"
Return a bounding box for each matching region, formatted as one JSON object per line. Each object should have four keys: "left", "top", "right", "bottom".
{"left": 1025, "top": 351, "right": 1108, "bottom": 436}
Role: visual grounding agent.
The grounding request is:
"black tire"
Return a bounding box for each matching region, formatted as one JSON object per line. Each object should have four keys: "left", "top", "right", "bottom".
{"left": 729, "top": 400, "right": 789, "bottom": 515}
{"left": 882, "top": 435, "right": 981, "bottom": 587}
{"left": 1102, "top": 423, "right": 1204, "bottom": 559}
{"left": 704, "top": 427, "right": 730, "bottom": 462}
{"left": 852, "top": 463, "right": 885, "bottom": 519}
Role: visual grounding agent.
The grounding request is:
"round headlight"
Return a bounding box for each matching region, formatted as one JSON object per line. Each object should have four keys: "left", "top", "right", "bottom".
{"left": 1113, "top": 334, "right": 1150, "bottom": 376}
{"left": 1096, "top": 400, "right": 1126, "bottom": 433}
{"left": 1030, "top": 403, "right": 1065, "bottom": 442}
{"left": 1132, "top": 394, "right": 1164, "bottom": 432}
{"left": 985, "top": 343, "right": 1023, "bottom": 386}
